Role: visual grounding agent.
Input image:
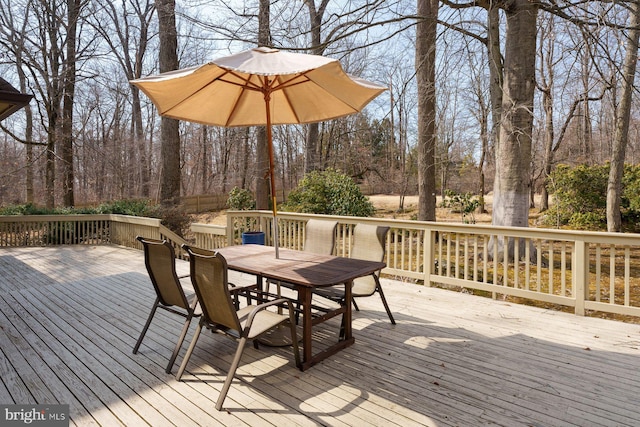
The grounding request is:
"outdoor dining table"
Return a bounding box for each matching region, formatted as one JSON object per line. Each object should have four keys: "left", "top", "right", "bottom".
{"left": 215, "top": 244, "right": 386, "bottom": 371}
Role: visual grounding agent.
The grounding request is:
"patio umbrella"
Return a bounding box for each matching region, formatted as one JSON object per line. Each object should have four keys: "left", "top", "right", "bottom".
{"left": 131, "top": 47, "right": 386, "bottom": 257}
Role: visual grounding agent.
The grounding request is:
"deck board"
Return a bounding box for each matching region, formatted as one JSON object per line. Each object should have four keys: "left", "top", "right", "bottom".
{"left": 1, "top": 245, "right": 640, "bottom": 426}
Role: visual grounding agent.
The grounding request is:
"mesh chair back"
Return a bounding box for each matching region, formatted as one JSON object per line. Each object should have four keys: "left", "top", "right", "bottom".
{"left": 304, "top": 219, "right": 338, "bottom": 255}
{"left": 350, "top": 225, "right": 389, "bottom": 296}
{"left": 138, "top": 237, "right": 190, "bottom": 309}
{"left": 187, "top": 249, "right": 242, "bottom": 334}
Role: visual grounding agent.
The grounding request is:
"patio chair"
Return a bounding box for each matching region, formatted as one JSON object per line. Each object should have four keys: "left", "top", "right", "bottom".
{"left": 313, "top": 224, "right": 396, "bottom": 325}
{"left": 301, "top": 219, "right": 338, "bottom": 255}
{"left": 184, "top": 245, "right": 257, "bottom": 309}
{"left": 177, "top": 245, "right": 301, "bottom": 411}
{"left": 266, "top": 219, "right": 338, "bottom": 312}
{"left": 133, "top": 236, "right": 201, "bottom": 374}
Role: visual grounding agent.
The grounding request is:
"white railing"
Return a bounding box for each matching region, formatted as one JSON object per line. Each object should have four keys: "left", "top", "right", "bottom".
{"left": 190, "top": 210, "right": 640, "bottom": 319}
{"left": 3, "top": 211, "right": 640, "bottom": 319}
{"left": 0, "top": 214, "right": 190, "bottom": 258}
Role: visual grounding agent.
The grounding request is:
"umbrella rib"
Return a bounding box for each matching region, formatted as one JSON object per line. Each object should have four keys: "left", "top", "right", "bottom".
{"left": 270, "top": 74, "right": 310, "bottom": 92}
{"left": 219, "top": 70, "right": 264, "bottom": 92}
{"left": 215, "top": 70, "right": 266, "bottom": 127}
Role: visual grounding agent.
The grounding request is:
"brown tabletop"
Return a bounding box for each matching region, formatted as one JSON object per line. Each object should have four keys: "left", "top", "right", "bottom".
{"left": 216, "top": 244, "right": 386, "bottom": 370}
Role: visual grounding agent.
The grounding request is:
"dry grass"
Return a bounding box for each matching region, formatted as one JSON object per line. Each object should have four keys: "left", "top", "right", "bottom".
{"left": 192, "top": 193, "right": 497, "bottom": 224}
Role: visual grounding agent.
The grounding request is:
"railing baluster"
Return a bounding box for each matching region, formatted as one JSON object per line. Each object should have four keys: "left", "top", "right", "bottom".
{"left": 625, "top": 246, "right": 630, "bottom": 306}
{"left": 610, "top": 245, "right": 616, "bottom": 304}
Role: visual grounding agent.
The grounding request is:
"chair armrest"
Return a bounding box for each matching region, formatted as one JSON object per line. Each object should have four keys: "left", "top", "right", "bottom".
{"left": 244, "top": 298, "right": 294, "bottom": 329}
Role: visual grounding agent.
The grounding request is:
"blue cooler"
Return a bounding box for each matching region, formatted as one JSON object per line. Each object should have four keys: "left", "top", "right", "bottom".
{"left": 241, "top": 231, "right": 265, "bottom": 245}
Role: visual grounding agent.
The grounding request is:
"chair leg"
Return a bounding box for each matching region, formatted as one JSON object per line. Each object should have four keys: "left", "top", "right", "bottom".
{"left": 352, "top": 298, "right": 360, "bottom": 312}
{"left": 216, "top": 337, "right": 248, "bottom": 411}
{"left": 165, "top": 313, "right": 194, "bottom": 374}
{"left": 287, "top": 305, "right": 302, "bottom": 369}
{"left": 133, "top": 298, "right": 160, "bottom": 354}
{"left": 176, "top": 324, "right": 203, "bottom": 381}
{"left": 376, "top": 283, "right": 396, "bottom": 325}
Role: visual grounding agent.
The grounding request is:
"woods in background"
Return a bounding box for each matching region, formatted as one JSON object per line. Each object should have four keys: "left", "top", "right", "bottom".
{"left": 1, "top": 0, "right": 639, "bottom": 232}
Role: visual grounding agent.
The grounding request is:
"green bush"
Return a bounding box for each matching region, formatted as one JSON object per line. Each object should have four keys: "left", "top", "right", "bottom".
{"left": 543, "top": 164, "right": 640, "bottom": 231}
{"left": 282, "top": 168, "right": 375, "bottom": 217}
{"left": 96, "top": 199, "right": 152, "bottom": 216}
{"left": 440, "top": 190, "right": 479, "bottom": 224}
{"left": 227, "top": 187, "right": 256, "bottom": 210}
{"left": 0, "top": 203, "right": 55, "bottom": 215}
{"left": 0, "top": 199, "right": 153, "bottom": 216}
{"left": 543, "top": 164, "right": 608, "bottom": 229}
{"left": 146, "top": 203, "right": 191, "bottom": 238}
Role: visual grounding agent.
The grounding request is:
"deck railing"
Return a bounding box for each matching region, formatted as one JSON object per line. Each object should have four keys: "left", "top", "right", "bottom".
{"left": 190, "top": 210, "right": 640, "bottom": 319}
{"left": 0, "top": 214, "right": 190, "bottom": 259}
{"left": 2, "top": 211, "right": 640, "bottom": 319}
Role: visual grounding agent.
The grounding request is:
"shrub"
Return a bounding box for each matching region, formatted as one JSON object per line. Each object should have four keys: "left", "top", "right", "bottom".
{"left": 543, "top": 164, "right": 640, "bottom": 231}
{"left": 96, "top": 199, "right": 152, "bottom": 216}
{"left": 146, "top": 203, "right": 191, "bottom": 238}
{"left": 440, "top": 190, "right": 479, "bottom": 223}
{"left": 282, "top": 169, "right": 375, "bottom": 217}
{"left": 0, "top": 203, "right": 54, "bottom": 215}
{"left": 227, "top": 187, "right": 256, "bottom": 210}
{"left": 0, "top": 200, "right": 153, "bottom": 216}
{"left": 542, "top": 164, "right": 608, "bottom": 229}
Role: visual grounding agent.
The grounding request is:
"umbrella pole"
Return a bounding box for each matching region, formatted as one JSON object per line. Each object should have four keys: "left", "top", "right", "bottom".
{"left": 265, "top": 89, "right": 279, "bottom": 258}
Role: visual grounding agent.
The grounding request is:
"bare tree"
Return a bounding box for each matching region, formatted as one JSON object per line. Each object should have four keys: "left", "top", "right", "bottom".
{"left": 416, "top": 0, "right": 439, "bottom": 221}
{"left": 20, "top": 0, "right": 68, "bottom": 208}
{"left": 60, "top": 0, "right": 82, "bottom": 207}
{"left": 607, "top": 1, "right": 640, "bottom": 232}
{"left": 254, "top": 0, "right": 271, "bottom": 210}
{"left": 91, "top": 0, "right": 156, "bottom": 198}
{"left": 0, "top": 0, "right": 38, "bottom": 203}
{"left": 155, "top": 0, "right": 180, "bottom": 205}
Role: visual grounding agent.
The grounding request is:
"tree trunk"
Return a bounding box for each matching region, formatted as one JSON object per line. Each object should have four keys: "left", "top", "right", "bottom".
{"left": 415, "top": 0, "right": 438, "bottom": 221}
{"left": 132, "top": 87, "right": 150, "bottom": 197}
{"left": 156, "top": 0, "right": 181, "bottom": 206}
{"left": 61, "top": 0, "right": 80, "bottom": 207}
{"left": 490, "top": 0, "right": 538, "bottom": 259}
{"left": 201, "top": 126, "right": 209, "bottom": 194}
{"left": 254, "top": 0, "right": 271, "bottom": 210}
{"left": 303, "top": 0, "right": 328, "bottom": 173}
{"left": 492, "top": 0, "right": 537, "bottom": 228}
{"left": 540, "top": 87, "right": 553, "bottom": 212}
{"left": 16, "top": 51, "right": 34, "bottom": 204}
{"left": 607, "top": 0, "right": 640, "bottom": 232}
{"left": 487, "top": 3, "right": 503, "bottom": 165}
{"left": 478, "top": 101, "right": 488, "bottom": 214}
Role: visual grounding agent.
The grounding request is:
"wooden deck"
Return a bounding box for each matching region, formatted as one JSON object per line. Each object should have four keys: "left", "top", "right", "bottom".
{"left": 1, "top": 245, "right": 640, "bottom": 426}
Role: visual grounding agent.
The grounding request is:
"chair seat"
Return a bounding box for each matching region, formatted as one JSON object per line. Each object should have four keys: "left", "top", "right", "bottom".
{"left": 235, "top": 305, "right": 291, "bottom": 339}
{"left": 314, "top": 280, "right": 375, "bottom": 300}
{"left": 313, "top": 285, "right": 344, "bottom": 301}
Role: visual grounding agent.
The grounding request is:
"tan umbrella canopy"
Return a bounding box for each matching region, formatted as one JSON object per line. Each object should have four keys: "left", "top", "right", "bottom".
{"left": 131, "top": 47, "right": 386, "bottom": 257}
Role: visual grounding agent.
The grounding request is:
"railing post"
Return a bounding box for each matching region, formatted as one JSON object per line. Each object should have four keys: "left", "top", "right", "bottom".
{"left": 226, "top": 213, "right": 235, "bottom": 246}
{"left": 423, "top": 226, "right": 435, "bottom": 287}
{"left": 260, "top": 216, "right": 270, "bottom": 245}
{"left": 574, "top": 239, "right": 588, "bottom": 316}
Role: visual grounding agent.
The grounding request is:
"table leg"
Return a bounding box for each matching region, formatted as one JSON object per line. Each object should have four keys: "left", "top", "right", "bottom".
{"left": 343, "top": 279, "right": 353, "bottom": 341}
{"left": 298, "top": 287, "right": 313, "bottom": 368}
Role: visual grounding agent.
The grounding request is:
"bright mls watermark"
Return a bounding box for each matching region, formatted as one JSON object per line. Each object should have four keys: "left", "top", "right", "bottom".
{"left": 1, "top": 405, "right": 68, "bottom": 426}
